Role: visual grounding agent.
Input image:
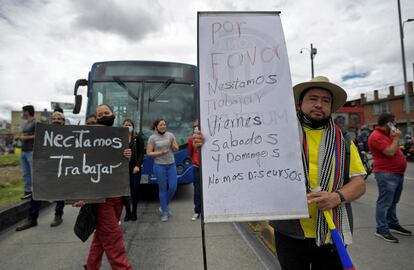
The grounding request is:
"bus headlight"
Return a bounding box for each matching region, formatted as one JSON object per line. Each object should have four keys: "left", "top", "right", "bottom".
{"left": 176, "top": 165, "right": 185, "bottom": 175}
{"left": 183, "top": 158, "right": 192, "bottom": 166}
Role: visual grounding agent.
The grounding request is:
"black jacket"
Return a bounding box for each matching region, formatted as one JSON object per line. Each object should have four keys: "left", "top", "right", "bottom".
{"left": 129, "top": 133, "right": 145, "bottom": 173}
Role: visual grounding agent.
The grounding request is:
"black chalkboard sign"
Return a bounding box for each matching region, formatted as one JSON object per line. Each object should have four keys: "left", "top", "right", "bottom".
{"left": 32, "top": 123, "right": 130, "bottom": 201}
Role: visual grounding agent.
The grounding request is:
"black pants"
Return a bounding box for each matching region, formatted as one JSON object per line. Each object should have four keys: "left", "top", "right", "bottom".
{"left": 193, "top": 167, "right": 201, "bottom": 214}
{"left": 29, "top": 199, "right": 64, "bottom": 220}
{"left": 275, "top": 232, "right": 343, "bottom": 270}
{"left": 123, "top": 172, "right": 141, "bottom": 214}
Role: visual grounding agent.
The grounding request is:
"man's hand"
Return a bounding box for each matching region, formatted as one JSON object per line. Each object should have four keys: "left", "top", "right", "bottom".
{"left": 73, "top": 200, "right": 86, "bottom": 207}
{"left": 193, "top": 130, "right": 204, "bottom": 149}
{"left": 391, "top": 128, "right": 402, "bottom": 140}
{"left": 133, "top": 166, "right": 140, "bottom": 174}
{"left": 307, "top": 191, "right": 341, "bottom": 211}
{"left": 123, "top": 148, "right": 132, "bottom": 160}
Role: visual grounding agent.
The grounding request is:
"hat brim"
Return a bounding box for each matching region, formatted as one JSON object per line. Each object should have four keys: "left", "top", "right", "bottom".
{"left": 293, "top": 81, "right": 347, "bottom": 112}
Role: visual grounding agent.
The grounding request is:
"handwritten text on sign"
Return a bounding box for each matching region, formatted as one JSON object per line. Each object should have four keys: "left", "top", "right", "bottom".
{"left": 32, "top": 124, "right": 130, "bottom": 201}
{"left": 198, "top": 12, "right": 308, "bottom": 222}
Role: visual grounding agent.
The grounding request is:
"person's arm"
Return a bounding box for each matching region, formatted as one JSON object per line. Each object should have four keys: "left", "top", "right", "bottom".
{"left": 193, "top": 130, "right": 205, "bottom": 148}
{"left": 188, "top": 136, "right": 194, "bottom": 157}
{"left": 171, "top": 135, "right": 179, "bottom": 152}
{"left": 135, "top": 136, "right": 145, "bottom": 170}
{"left": 19, "top": 135, "right": 35, "bottom": 142}
{"left": 307, "top": 176, "right": 365, "bottom": 211}
{"left": 123, "top": 148, "right": 132, "bottom": 161}
{"left": 146, "top": 143, "right": 168, "bottom": 157}
{"left": 382, "top": 129, "right": 402, "bottom": 157}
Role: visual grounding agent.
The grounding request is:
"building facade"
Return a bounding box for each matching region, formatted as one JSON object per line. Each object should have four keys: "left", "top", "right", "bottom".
{"left": 360, "top": 81, "right": 414, "bottom": 135}
{"left": 11, "top": 109, "right": 51, "bottom": 134}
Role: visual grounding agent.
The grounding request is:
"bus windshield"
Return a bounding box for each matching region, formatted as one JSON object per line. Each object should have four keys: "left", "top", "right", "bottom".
{"left": 87, "top": 81, "right": 195, "bottom": 146}
{"left": 75, "top": 61, "right": 198, "bottom": 184}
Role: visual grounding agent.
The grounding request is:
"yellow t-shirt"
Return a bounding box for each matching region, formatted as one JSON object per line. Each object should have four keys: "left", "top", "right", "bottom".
{"left": 300, "top": 127, "right": 366, "bottom": 238}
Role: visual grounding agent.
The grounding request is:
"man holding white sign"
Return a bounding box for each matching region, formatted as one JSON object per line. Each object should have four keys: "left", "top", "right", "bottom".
{"left": 270, "top": 76, "right": 366, "bottom": 269}
{"left": 193, "top": 76, "right": 366, "bottom": 269}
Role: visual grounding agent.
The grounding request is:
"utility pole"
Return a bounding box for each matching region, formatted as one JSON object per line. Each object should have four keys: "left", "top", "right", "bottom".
{"left": 300, "top": 43, "right": 318, "bottom": 79}
{"left": 397, "top": 0, "right": 413, "bottom": 135}
{"left": 310, "top": 43, "right": 317, "bottom": 78}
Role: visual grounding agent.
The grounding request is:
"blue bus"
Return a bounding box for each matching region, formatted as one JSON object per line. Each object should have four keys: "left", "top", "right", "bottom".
{"left": 72, "top": 61, "right": 197, "bottom": 184}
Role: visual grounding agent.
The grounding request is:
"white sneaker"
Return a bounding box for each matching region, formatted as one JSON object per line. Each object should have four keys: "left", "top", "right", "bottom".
{"left": 159, "top": 207, "right": 172, "bottom": 216}
{"left": 192, "top": 213, "right": 200, "bottom": 221}
{"left": 161, "top": 214, "right": 169, "bottom": 222}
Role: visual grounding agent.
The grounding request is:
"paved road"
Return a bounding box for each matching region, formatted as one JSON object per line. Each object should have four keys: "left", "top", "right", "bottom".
{"left": 1, "top": 163, "right": 413, "bottom": 270}
{"left": 349, "top": 162, "right": 414, "bottom": 270}
{"left": 0, "top": 185, "right": 267, "bottom": 270}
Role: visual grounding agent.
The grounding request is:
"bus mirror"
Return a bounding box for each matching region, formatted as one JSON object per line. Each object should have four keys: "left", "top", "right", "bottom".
{"left": 73, "top": 95, "right": 82, "bottom": 114}
{"left": 73, "top": 79, "right": 87, "bottom": 114}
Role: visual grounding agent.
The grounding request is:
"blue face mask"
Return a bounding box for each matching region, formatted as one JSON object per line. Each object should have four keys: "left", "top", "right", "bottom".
{"left": 128, "top": 126, "right": 134, "bottom": 133}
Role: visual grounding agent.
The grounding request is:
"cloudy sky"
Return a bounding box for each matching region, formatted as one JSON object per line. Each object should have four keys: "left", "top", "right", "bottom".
{"left": 0, "top": 0, "right": 413, "bottom": 121}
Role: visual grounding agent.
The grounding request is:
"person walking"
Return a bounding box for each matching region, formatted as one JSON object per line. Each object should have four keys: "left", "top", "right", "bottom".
{"left": 146, "top": 119, "right": 179, "bottom": 222}
{"left": 193, "top": 76, "right": 366, "bottom": 270}
{"left": 14, "top": 105, "right": 36, "bottom": 200}
{"left": 16, "top": 111, "right": 66, "bottom": 231}
{"left": 188, "top": 119, "right": 201, "bottom": 221}
{"left": 368, "top": 113, "right": 412, "bottom": 243}
{"left": 75, "top": 104, "right": 133, "bottom": 270}
{"left": 122, "top": 119, "right": 144, "bottom": 222}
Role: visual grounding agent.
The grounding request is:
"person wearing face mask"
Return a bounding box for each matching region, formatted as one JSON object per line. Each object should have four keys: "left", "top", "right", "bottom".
{"left": 122, "top": 119, "right": 144, "bottom": 221}
{"left": 74, "top": 104, "right": 133, "bottom": 270}
{"left": 16, "top": 111, "right": 66, "bottom": 231}
{"left": 147, "top": 119, "right": 179, "bottom": 222}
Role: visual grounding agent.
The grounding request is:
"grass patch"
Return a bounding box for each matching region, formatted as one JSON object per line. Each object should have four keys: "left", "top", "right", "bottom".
{"left": 0, "top": 179, "right": 23, "bottom": 209}
{"left": 0, "top": 154, "right": 20, "bottom": 167}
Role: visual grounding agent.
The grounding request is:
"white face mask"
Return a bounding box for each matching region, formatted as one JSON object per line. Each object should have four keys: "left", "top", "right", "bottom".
{"left": 128, "top": 126, "right": 134, "bottom": 133}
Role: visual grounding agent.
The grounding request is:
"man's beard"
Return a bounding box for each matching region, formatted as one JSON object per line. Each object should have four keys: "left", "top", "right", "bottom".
{"left": 298, "top": 110, "right": 330, "bottom": 129}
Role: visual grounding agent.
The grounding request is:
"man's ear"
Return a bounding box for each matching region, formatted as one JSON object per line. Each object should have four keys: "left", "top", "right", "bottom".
{"left": 297, "top": 101, "right": 302, "bottom": 111}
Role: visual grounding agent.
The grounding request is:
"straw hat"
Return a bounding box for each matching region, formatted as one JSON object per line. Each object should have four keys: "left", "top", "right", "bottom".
{"left": 293, "top": 76, "right": 347, "bottom": 112}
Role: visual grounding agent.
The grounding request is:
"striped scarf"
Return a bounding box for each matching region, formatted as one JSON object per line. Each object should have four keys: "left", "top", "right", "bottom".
{"left": 300, "top": 116, "right": 353, "bottom": 246}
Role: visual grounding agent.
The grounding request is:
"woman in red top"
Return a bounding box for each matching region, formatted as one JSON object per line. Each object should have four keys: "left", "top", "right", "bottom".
{"left": 75, "top": 104, "right": 133, "bottom": 270}
{"left": 188, "top": 119, "right": 201, "bottom": 220}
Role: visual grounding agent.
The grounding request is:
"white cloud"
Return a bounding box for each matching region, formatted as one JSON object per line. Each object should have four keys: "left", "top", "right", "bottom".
{"left": 0, "top": 0, "right": 413, "bottom": 121}
{"left": 71, "top": 0, "right": 164, "bottom": 41}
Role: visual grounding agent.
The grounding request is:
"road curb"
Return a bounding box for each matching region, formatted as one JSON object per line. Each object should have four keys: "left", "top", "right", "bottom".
{"left": 0, "top": 200, "right": 50, "bottom": 232}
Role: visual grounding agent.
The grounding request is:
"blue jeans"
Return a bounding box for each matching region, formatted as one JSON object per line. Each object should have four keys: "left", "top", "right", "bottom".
{"left": 29, "top": 199, "right": 64, "bottom": 220}
{"left": 20, "top": 151, "right": 33, "bottom": 193}
{"left": 193, "top": 167, "right": 202, "bottom": 214}
{"left": 375, "top": 172, "right": 404, "bottom": 233}
{"left": 153, "top": 163, "right": 177, "bottom": 215}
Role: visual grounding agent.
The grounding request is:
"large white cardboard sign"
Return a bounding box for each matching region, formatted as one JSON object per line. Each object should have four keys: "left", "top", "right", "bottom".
{"left": 198, "top": 12, "right": 309, "bottom": 223}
